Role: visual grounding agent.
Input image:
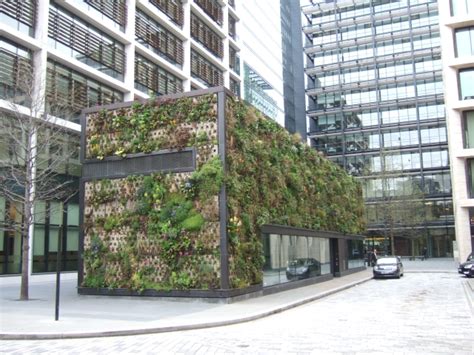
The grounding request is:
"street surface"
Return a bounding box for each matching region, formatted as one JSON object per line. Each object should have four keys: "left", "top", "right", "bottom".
{"left": 3, "top": 272, "right": 472, "bottom": 354}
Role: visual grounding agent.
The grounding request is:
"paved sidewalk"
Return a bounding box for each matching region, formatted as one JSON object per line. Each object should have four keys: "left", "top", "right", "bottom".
{"left": 0, "top": 257, "right": 461, "bottom": 340}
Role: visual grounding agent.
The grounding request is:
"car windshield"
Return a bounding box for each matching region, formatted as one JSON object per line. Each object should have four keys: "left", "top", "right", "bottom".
{"left": 377, "top": 258, "right": 398, "bottom": 265}
{"left": 289, "top": 259, "right": 306, "bottom": 267}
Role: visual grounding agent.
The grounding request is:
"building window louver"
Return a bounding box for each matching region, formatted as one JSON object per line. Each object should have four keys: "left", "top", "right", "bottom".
{"left": 0, "top": 0, "right": 37, "bottom": 36}
{"left": 194, "top": 0, "right": 223, "bottom": 26}
{"left": 134, "top": 55, "right": 183, "bottom": 96}
{"left": 149, "top": 0, "right": 184, "bottom": 27}
{"left": 135, "top": 9, "right": 184, "bottom": 66}
{"left": 191, "top": 13, "right": 223, "bottom": 58}
{"left": 84, "top": 0, "right": 126, "bottom": 28}
{"left": 49, "top": 4, "right": 125, "bottom": 80}
{"left": 191, "top": 50, "right": 223, "bottom": 87}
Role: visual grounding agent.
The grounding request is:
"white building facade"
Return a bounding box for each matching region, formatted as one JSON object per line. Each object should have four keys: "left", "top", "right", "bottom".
{"left": 439, "top": 0, "right": 474, "bottom": 261}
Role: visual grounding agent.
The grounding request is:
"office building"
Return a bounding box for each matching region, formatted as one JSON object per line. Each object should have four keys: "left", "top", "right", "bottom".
{"left": 303, "top": 0, "right": 455, "bottom": 257}
{"left": 281, "top": 0, "right": 307, "bottom": 139}
{"left": 439, "top": 0, "right": 474, "bottom": 261}
{"left": 240, "top": 0, "right": 285, "bottom": 126}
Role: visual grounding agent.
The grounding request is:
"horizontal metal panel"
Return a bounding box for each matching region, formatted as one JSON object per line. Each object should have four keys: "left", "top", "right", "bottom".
{"left": 82, "top": 148, "right": 195, "bottom": 180}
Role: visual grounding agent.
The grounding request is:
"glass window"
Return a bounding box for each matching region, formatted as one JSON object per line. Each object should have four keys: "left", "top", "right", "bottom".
{"left": 381, "top": 106, "right": 417, "bottom": 125}
{"left": 459, "top": 68, "right": 474, "bottom": 100}
{"left": 420, "top": 126, "right": 447, "bottom": 144}
{"left": 356, "top": 111, "right": 379, "bottom": 128}
{"left": 262, "top": 233, "right": 331, "bottom": 287}
{"left": 452, "top": 0, "right": 473, "bottom": 16}
{"left": 0, "top": 39, "right": 32, "bottom": 105}
{"left": 455, "top": 27, "right": 474, "bottom": 57}
{"left": 419, "top": 103, "right": 445, "bottom": 121}
{"left": 464, "top": 111, "right": 474, "bottom": 148}
{"left": 468, "top": 159, "right": 474, "bottom": 198}
{"left": 423, "top": 172, "right": 452, "bottom": 195}
{"left": 46, "top": 60, "right": 123, "bottom": 122}
{"left": 346, "top": 155, "right": 372, "bottom": 176}
{"left": 48, "top": 3, "right": 125, "bottom": 80}
{"left": 313, "top": 114, "right": 343, "bottom": 132}
{"left": 314, "top": 135, "right": 343, "bottom": 155}
{"left": 134, "top": 54, "right": 183, "bottom": 96}
{"left": 423, "top": 150, "right": 449, "bottom": 169}
{"left": 383, "top": 129, "right": 419, "bottom": 148}
{"left": 0, "top": 0, "right": 36, "bottom": 36}
{"left": 417, "top": 80, "right": 444, "bottom": 96}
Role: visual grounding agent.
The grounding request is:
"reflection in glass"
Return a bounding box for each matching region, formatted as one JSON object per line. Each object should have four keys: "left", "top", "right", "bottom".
{"left": 452, "top": 0, "right": 473, "bottom": 16}
{"left": 464, "top": 111, "right": 474, "bottom": 148}
{"left": 459, "top": 69, "right": 474, "bottom": 100}
{"left": 469, "top": 159, "right": 474, "bottom": 198}
{"left": 263, "top": 234, "right": 335, "bottom": 286}
{"left": 347, "top": 239, "right": 365, "bottom": 269}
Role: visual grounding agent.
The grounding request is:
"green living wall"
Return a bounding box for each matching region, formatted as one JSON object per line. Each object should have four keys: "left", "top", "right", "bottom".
{"left": 225, "top": 98, "right": 365, "bottom": 287}
{"left": 81, "top": 90, "right": 365, "bottom": 293}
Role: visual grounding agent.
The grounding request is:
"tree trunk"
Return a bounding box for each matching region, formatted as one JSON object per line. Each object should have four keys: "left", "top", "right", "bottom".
{"left": 20, "top": 122, "right": 35, "bottom": 301}
{"left": 20, "top": 230, "right": 29, "bottom": 300}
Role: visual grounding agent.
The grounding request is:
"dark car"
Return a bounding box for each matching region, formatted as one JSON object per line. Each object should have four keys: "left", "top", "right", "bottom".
{"left": 458, "top": 253, "right": 474, "bottom": 278}
{"left": 286, "top": 258, "right": 321, "bottom": 280}
{"left": 373, "top": 256, "right": 404, "bottom": 279}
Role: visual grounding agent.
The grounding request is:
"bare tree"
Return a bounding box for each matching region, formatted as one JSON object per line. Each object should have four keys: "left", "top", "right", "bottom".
{"left": 0, "top": 58, "right": 79, "bottom": 300}
{"left": 376, "top": 150, "right": 426, "bottom": 256}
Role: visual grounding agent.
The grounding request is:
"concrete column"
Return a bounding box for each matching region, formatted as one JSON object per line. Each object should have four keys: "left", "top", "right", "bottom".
{"left": 124, "top": 0, "right": 137, "bottom": 101}
{"left": 222, "top": 3, "right": 230, "bottom": 88}
{"left": 438, "top": 0, "right": 474, "bottom": 261}
{"left": 182, "top": 0, "right": 192, "bottom": 91}
{"left": 25, "top": 0, "right": 51, "bottom": 277}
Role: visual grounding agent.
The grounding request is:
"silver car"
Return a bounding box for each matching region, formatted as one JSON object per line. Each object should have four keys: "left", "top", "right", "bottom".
{"left": 373, "top": 256, "right": 404, "bottom": 279}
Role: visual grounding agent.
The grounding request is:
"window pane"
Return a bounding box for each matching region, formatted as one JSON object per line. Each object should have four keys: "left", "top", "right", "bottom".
{"left": 465, "top": 111, "right": 474, "bottom": 148}
{"left": 459, "top": 69, "right": 474, "bottom": 100}
{"left": 469, "top": 159, "right": 474, "bottom": 198}
{"left": 455, "top": 28, "right": 474, "bottom": 57}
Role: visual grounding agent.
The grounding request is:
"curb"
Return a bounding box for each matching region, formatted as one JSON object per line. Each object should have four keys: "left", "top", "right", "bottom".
{"left": 0, "top": 277, "right": 373, "bottom": 340}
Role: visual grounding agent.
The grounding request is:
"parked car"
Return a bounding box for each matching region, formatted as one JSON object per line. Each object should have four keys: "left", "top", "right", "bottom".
{"left": 458, "top": 253, "right": 474, "bottom": 278}
{"left": 373, "top": 256, "right": 404, "bottom": 279}
{"left": 286, "top": 258, "right": 321, "bottom": 280}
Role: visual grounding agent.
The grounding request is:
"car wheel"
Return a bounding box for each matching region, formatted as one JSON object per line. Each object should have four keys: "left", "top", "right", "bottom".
{"left": 396, "top": 274, "right": 401, "bottom": 279}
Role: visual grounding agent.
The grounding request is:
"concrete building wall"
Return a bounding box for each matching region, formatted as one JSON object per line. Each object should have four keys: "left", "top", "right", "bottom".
{"left": 439, "top": 0, "right": 474, "bottom": 261}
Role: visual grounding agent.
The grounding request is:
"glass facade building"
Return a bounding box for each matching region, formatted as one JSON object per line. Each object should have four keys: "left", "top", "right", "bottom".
{"left": 303, "top": 0, "right": 454, "bottom": 257}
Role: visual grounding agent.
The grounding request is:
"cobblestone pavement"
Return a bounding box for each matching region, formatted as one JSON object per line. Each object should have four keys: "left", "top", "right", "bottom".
{"left": 3, "top": 273, "right": 472, "bottom": 354}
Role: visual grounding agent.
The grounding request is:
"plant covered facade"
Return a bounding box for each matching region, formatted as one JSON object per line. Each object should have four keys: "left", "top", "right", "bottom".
{"left": 79, "top": 87, "right": 365, "bottom": 296}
